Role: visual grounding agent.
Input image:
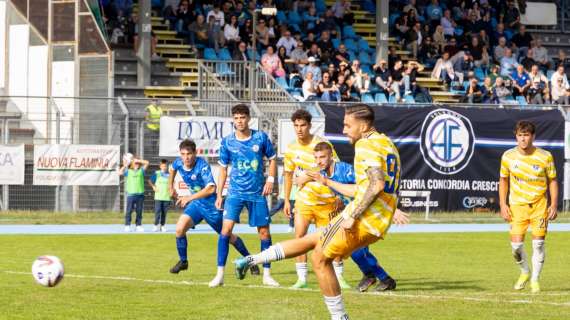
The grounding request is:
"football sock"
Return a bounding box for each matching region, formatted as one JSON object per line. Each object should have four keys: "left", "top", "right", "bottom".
{"left": 217, "top": 234, "right": 231, "bottom": 267}
{"left": 232, "top": 236, "right": 251, "bottom": 257}
{"left": 531, "top": 240, "right": 545, "bottom": 281}
{"left": 248, "top": 243, "right": 285, "bottom": 266}
{"left": 296, "top": 262, "right": 308, "bottom": 282}
{"left": 333, "top": 261, "right": 344, "bottom": 278}
{"left": 176, "top": 236, "right": 188, "bottom": 262}
{"left": 351, "top": 248, "right": 373, "bottom": 275}
{"left": 261, "top": 238, "right": 272, "bottom": 269}
{"left": 511, "top": 242, "right": 530, "bottom": 274}
{"left": 324, "top": 294, "right": 349, "bottom": 320}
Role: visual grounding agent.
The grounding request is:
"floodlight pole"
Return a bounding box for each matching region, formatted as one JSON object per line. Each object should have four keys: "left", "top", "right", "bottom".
{"left": 376, "top": 0, "right": 389, "bottom": 63}
{"left": 137, "top": 0, "right": 152, "bottom": 86}
{"left": 250, "top": 8, "right": 277, "bottom": 102}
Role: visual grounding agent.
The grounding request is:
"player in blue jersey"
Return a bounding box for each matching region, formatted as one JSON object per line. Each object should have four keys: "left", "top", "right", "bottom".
{"left": 304, "top": 142, "right": 405, "bottom": 292}
{"left": 211, "top": 104, "right": 279, "bottom": 287}
{"left": 168, "top": 139, "right": 258, "bottom": 276}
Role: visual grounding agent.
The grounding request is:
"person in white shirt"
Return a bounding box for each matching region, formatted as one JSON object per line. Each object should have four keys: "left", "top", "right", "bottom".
{"left": 276, "top": 31, "right": 297, "bottom": 56}
{"left": 224, "top": 15, "right": 240, "bottom": 52}
{"left": 532, "top": 39, "right": 550, "bottom": 71}
{"left": 550, "top": 65, "right": 570, "bottom": 104}
{"left": 302, "top": 71, "right": 318, "bottom": 101}
{"left": 206, "top": 4, "right": 225, "bottom": 27}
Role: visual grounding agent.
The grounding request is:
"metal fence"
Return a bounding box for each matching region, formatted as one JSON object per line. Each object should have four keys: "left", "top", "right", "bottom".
{"left": 0, "top": 95, "right": 567, "bottom": 213}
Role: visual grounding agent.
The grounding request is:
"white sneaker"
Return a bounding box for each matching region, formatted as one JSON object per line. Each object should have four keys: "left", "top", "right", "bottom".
{"left": 135, "top": 226, "right": 144, "bottom": 233}
{"left": 263, "top": 275, "right": 280, "bottom": 287}
{"left": 208, "top": 275, "right": 224, "bottom": 287}
{"left": 153, "top": 225, "right": 159, "bottom": 232}
{"left": 161, "top": 226, "right": 167, "bottom": 232}
{"left": 287, "top": 226, "right": 294, "bottom": 233}
{"left": 124, "top": 225, "right": 131, "bottom": 232}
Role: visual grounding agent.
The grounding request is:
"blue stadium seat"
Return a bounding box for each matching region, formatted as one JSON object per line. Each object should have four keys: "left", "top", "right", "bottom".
{"left": 342, "top": 26, "right": 357, "bottom": 39}
{"left": 358, "top": 39, "right": 371, "bottom": 52}
{"left": 362, "top": 93, "right": 374, "bottom": 103}
{"left": 288, "top": 11, "right": 302, "bottom": 25}
{"left": 404, "top": 94, "right": 415, "bottom": 103}
{"left": 474, "top": 67, "right": 485, "bottom": 81}
{"left": 516, "top": 96, "right": 528, "bottom": 105}
{"left": 204, "top": 48, "right": 218, "bottom": 60}
{"left": 348, "top": 50, "right": 357, "bottom": 61}
{"left": 247, "top": 49, "right": 261, "bottom": 62}
{"left": 388, "top": 94, "right": 397, "bottom": 103}
{"left": 361, "top": 64, "right": 372, "bottom": 75}
{"left": 375, "top": 93, "right": 388, "bottom": 103}
{"left": 215, "top": 63, "right": 235, "bottom": 76}
{"left": 315, "top": 0, "right": 327, "bottom": 13}
{"left": 450, "top": 81, "right": 466, "bottom": 94}
{"left": 345, "top": 39, "right": 357, "bottom": 51}
{"left": 389, "top": 13, "right": 400, "bottom": 27}
{"left": 276, "top": 77, "right": 289, "bottom": 90}
{"left": 547, "top": 70, "right": 555, "bottom": 79}
{"left": 504, "top": 29, "right": 514, "bottom": 40}
{"left": 332, "top": 38, "right": 341, "bottom": 49}
{"left": 218, "top": 48, "right": 232, "bottom": 61}
{"left": 358, "top": 52, "right": 371, "bottom": 65}
{"left": 276, "top": 11, "right": 287, "bottom": 24}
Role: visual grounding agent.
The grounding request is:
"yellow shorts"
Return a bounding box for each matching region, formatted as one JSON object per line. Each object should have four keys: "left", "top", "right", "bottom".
{"left": 319, "top": 215, "right": 381, "bottom": 259}
{"left": 295, "top": 202, "right": 338, "bottom": 228}
{"left": 510, "top": 197, "right": 548, "bottom": 237}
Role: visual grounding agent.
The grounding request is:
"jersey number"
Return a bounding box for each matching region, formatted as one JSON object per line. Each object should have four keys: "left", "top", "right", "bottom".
{"left": 384, "top": 154, "right": 398, "bottom": 194}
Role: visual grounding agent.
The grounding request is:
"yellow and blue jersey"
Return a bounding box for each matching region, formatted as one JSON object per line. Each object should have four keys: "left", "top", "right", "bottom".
{"left": 172, "top": 157, "right": 216, "bottom": 208}
{"left": 500, "top": 147, "right": 556, "bottom": 206}
{"left": 219, "top": 130, "right": 276, "bottom": 200}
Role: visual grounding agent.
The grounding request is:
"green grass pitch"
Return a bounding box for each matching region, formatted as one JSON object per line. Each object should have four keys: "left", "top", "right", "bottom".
{"left": 1, "top": 232, "right": 569, "bottom": 319}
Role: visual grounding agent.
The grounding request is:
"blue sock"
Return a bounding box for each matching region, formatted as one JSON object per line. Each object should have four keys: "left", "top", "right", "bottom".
{"left": 176, "top": 236, "right": 188, "bottom": 262}
{"left": 232, "top": 236, "right": 251, "bottom": 257}
{"left": 217, "top": 234, "right": 231, "bottom": 267}
{"left": 261, "top": 238, "right": 272, "bottom": 269}
{"left": 372, "top": 264, "right": 389, "bottom": 281}
{"left": 351, "top": 247, "right": 373, "bottom": 275}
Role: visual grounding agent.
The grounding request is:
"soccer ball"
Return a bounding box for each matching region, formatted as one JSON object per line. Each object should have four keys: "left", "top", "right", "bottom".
{"left": 31, "top": 256, "right": 64, "bottom": 287}
{"left": 123, "top": 152, "right": 134, "bottom": 166}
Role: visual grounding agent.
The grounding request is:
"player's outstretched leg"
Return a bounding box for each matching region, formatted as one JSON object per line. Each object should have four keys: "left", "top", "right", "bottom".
{"left": 351, "top": 247, "right": 395, "bottom": 292}
{"left": 170, "top": 215, "right": 192, "bottom": 274}
{"left": 530, "top": 238, "right": 545, "bottom": 293}
{"left": 258, "top": 226, "right": 279, "bottom": 287}
{"left": 511, "top": 238, "right": 531, "bottom": 290}
{"left": 234, "top": 232, "right": 320, "bottom": 280}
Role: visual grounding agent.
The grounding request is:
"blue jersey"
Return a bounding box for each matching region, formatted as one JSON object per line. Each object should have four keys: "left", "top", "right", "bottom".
{"left": 324, "top": 161, "right": 355, "bottom": 205}
{"left": 172, "top": 157, "right": 216, "bottom": 208}
{"left": 218, "top": 129, "right": 276, "bottom": 200}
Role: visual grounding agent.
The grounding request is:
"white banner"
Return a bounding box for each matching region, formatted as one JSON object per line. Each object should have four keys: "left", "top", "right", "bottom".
{"left": 159, "top": 116, "right": 259, "bottom": 157}
{"left": 521, "top": 3, "right": 557, "bottom": 26}
{"left": 33, "top": 145, "right": 120, "bottom": 186}
{"left": 0, "top": 144, "right": 25, "bottom": 185}
{"left": 173, "top": 164, "right": 229, "bottom": 197}
{"left": 277, "top": 118, "right": 325, "bottom": 157}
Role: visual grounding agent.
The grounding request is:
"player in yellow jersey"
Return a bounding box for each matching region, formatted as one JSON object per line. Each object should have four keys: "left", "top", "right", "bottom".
{"left": 283, "top": 109, "right": 349, "bottom": 289}
{"left": 499, "top": 120, "right": 558, "bottom": 293}
{"left": 235, "top": 104, "right": 400, "bottom": 320}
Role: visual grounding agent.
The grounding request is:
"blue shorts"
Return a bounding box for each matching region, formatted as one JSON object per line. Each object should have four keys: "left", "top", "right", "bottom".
{"left": 183, "top": 201, "right": 223, "bottom": 233}
{"left": 223, "top": 196, "right": 270, "bottom": 227}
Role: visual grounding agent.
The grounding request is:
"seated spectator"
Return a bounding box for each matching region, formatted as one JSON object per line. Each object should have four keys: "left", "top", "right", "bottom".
{"left": 482, "top": 77, "right": 494, "bottom": 103}
{"left": 261, "top": 46, "right": 286, "bottom": 78}
{"left": 302, "top": 56, "right": 322, "bottom": 83}
{"left": 464, "top": 78, "right": 485, "bottom": 103}
{"left": 444, "top": 37, "right": 460, "bottom": 57}
{"left": 206, "top": 3, "right": 225, "bottom": 28}
{"left": 303, "top": 32, "right": 317, "bottom": 51}
{"left": 511, "top": 25, "right": 533, "bottom": 61}
{"left": 317, "top": 31, "right": 335, "bottom": 65}
{"left": 391, "top": 60, "right": 406, "bottom": 102}
{"left": 468, "top": 36, "right": 488, "bottom": 68}
{"left": 320, "top": 9, "right": 339, "bottom": 38}
{"left": 532, "top": 39, "right": 550, "bottom": 72}
{"left": 338, "top": 61, "right": 352, "bottom": 81}
{"left": 373, "top": 60, "right": 393, "bottom": 97}
{"left": 303, "top": 6, "right": 320, "bottom": 33}
{"left": 405, "top": 22, "right": 422, "bottom": 58}
{"left": 319, "top": 72, "right": 341, "bottom": 102}
{"left": 233, "top": 41, "right": 249, "bottom": 61}
{"left": 327, "top": 63, "right": 339, "bottom": 83}
{"left": 527, "top": 65, "right": 549, "bottom": 104}
{"left": 255, "top": 18, "right": 270, "bottom": 50}
{"left": 554, "top": 50, "right": 570, "bottom": 73}
{"left": 492, "top": 77, "right": 514, "bottom": 104}
{"left": 521, "top": 48, "right": 537, "bottom": 71}
{"left": 307, "top": 43, "right": 322, "bottom": 61}
{"left": 431, "top": 51, "right": 455, "bottom": 85}
{"left": 288, "top": 41, "right": 309, "bottom": 73}
{"left": 266, "top": 18, "right": 277, "bottom": 44}
{"left": 510, "top": 64, "right": 531, "bottom": 97}
{"left": 388, "top": 46, "right": 399, "bottom": 70}
{"left": 224, "top": 15, "right": 241, "bottom": 53}
{"left": 277, "top": 46, "right": 290, "bottom": 74}
{"left": 493, "top": 23, "right": 507, "bottom": 47}
{"left": 453, "top": 51, "right": 475, "bottom": 84}
{"left": 426, "top": 0, "right": 443, "bottom": 27}
{"left": 334, "top": 44, "right": 350, "bottom": 67}
{"left": 403, "top": 0, "right": 418, "bottom": 16}
{"left": 433, "top": 25, "right": 447, "bottom": 53}
{"left": 239, "top": 19, "right": 253, "bottom": 45}
{"left": 440, "top": 9, "right": 456, "bottom": 37}
{"left": 276, "top": 30, "right": 297, "bottom": 56}
{"left": 349, "top": 60, "right": 370, "bottom": 94}
{"left": 500, "top": 48, "right": 518, "bottom": 77}
{"left": 404, "top": 61, "right": 425, "bottom": 96}
{"left": 504, "top": 0, "right": 521, "bottom": 30}
{"left": 337, "top": 75, "right": 352, "bottom": 101}
{"left": 176, "top": 0, "right": 195, "bottom": 36}
{"left": 302, "top": 71, "right": 318, "bottom": 101}
{"left": 395, "top": 13, "right": 411, "bottom": 40}
{"left": 479, "top": 30, "right": 491, "bottom": 49}
{"left": 494, "top": 37, "right": 508, "bottom": 63}
{"left": 488, "top": 64, "right": 502, "bottom": 84}
{"left": 188, "top": 15, "right": 208, "bottom": 47}
{"left": 207, "top": 15, "right": 225, "bottom": 52}
{"left": 332, "top": 0, "right": 351, "bottom": 26}
{"left": 550, "top": 65, "right": 570, "bottom": 104}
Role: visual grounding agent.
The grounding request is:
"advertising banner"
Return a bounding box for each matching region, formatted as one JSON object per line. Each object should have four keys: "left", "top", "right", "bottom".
{"left": 0, "top": 144, "right": 25, "bottom": 185}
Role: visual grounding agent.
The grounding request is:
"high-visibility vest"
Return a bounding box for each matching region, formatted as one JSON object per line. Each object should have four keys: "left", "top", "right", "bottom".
{"left": 146, "top": 104, "right": 163, "bottom": 131}
{"left": 154, "top": 171, "right": 171, "bottom": 201}
{"left": 126, "top": 169, "right": 145, "bottom": 195}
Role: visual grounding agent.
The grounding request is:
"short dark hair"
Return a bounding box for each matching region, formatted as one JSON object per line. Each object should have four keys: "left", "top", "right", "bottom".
{"left": 179, "top": 139, "right": 197, "bottom": 152}
{"left": 291, "top": 109, "right": 312, "bottom": 123}
{"left": 314, "top": 141, "right": 333, "bottom": 153}
{"left": 160, "top": 159, "right": 168, "bottom": 165}
{"left": 514, "top": 120, "right": 536, "bottom": 135}
{"left": 345, "top": 104, "right": 375, "bottom": 126}
{"left": 231, "top": 104, "right": 250, "bottom": 117}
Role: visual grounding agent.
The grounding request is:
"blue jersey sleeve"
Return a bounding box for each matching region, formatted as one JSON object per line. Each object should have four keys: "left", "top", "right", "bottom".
{"left": 261, "top": 132, "right": 276, "bottom": 160}
{"left": 171, "top": 158, "right": 182, "bottom": 171}
{"left": 123, "top": 170, "right": 128, "bottom": 177}
{"left": 344, "top": 163, "right": 356, "bottom": 184}
{"left": 218, "top": 138, "right": 230, "bottom": 167}
{"left": 150, "top": 173, "right": 157, "bottom": 184}
{"left": 198, "top": 159, "right": 216, "bottom": 187}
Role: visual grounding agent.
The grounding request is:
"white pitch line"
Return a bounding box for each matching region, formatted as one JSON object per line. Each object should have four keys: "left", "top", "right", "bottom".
{"left": 4, "top": 271, "right": 570, "bottom": 307}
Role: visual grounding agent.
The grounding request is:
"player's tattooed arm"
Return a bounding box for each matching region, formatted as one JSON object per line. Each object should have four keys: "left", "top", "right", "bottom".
{"left": 350, "top": 167, "right": 384, "bottom": 219}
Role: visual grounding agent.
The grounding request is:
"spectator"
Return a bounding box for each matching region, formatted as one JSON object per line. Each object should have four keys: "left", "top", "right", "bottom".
{"left": 239, "top": 19, "right": 253, "bottom": 45}
{"left": 468, "top": 36, "right": 488, "bottom": 67}
{"left": 419, "top": 36, "right": 439, "bottom": 66}
{"left": 500, "top": 48, "right": 518, "bottom": 77}
{"left": 149, "top": 159, "right": 171, "bottom": 233}
{"left": 532, "top": 39, "right": 550, "bottom": 72}
{"left": 426, "top": 0, "right": 443, "bottom": 27}
{"left": 207, "top": 3, "right": 225, "bottom": 28}
{"left": 118, "top": 156, "right": 149, "bottom": 233}
{"left": 395, "top": 12, "right": 411, "bottom": 40}
{"left": 303, "top": 32, "right": 317, "bottom": 50}
{"left": 373, "top": 59, "right": 394, "bottom": 98}
{"left": 255, "top": 18, "right": 270, "bottom": 50}
{"left": 337, "top": 75, "right": 352, "bottom": 101}
{"left": 503, "top": 0, "right": 521, "bottom": 30}
{"left": 327, "top": 63, "right": 339, "bottom": 83}
{"left": 303, "top": 6, "right": 320, "bottom": 33}
{"left": 488, "top": 64, "right": 502, "bottom": 84}
{"left": 176, "top": 0, "right": 195, "bottom": 36}
{"left": 224, "top": 15, "right": 241, "bottom": 52}
{"left": 453, "top": 51, "right": 475, "bottom": 84}
{"left": 277, "top": 46, "right": 290, "bottom": 74}
{"left": 403, "top": 0, "right": 418, "bottom": 17}
{"left": 302, "top": 56, "right": 322, "bottom": 83}
{"left": 349, "top": 60, "right": 370, "bottom": 94}
{"left": 492, "top": 77, "right": 514, "bottom": 104}
{"left": 332, "top": 0, "right": 351, "bottom": 26}
{"left": 494, "top": 37, "right": 508, "bottom": 63}
{"left": 391, "top": 60, "right": 406, "bottom": 102}
{"left": 207, "top": 15, "right": 225, "bottom": 52}
{"left": 334, "top": 44, "right": 350, "bottom": 67}
{"left": 433, "top": 25, "right": 447, "bottom": 53}
{"left": 406, "top": 22, "right": 422, "bottom": 58}
{"left": 188, "top": 14, "right": 208, "bottom": 47}
{"left": 511, "top": 25, "right": 533, "bottom": 60}
{"left": 404, "top": 61, "right": 425, "bottom": 97}
{"left": 317, "top": 31, "right": 335, "bottom": 65}
{"left": 550, "top": 65, "right": 570, "bottom": 104}
{"left": 445, "top": 37, "right": 460, "bottom": 57}
{"left": 306, "top": 43, "right": 322, "bottom": 61}
{"left": 319, "top": 72, "right": 341, "bottom": 102}
{"left": 464, "top": 78, "right": 485, "bottom": 103}
{"left": 527, "top": 65, "right": 549, "bottom": 104}
{"left": 338, "top": 61, "right": 352, "bottom": 81}
{"left": 521, "top": 48, "right": 537, "bottom": 71}
{"left": 440, "top": 9, "right": 456, "bottom": 37}
{"left": 261, "top": 46, "right": 286, "bottom": 78}
{"left": 482, "top": 77, "right": 494, "bottom": 103}
{"left": 233, "top": 41, "right": 249, "bottom": 61}
{"left": 493, "top": 23, "right": 507, "bottom": 46}
{"left": 479, "top": 30, "right": 491, "bottom": 48}
{"left": 321, "top": 9, "right": 339, "bottom": 37}
{"left": 288, "top": 40, "right": 309, "bottom": 73}
{"left": 431, "top": 51, "right": 455, "bottom": 85}
{"left": 267, "top": 17, "right": 277, "bottom": 44}
{"left": 276, "top": 30, "right": 297, "bottom": 56}
{"left": 464, "top": 10, "right": 485, "bottom": 36}
{"left": 302, "top": 71, "right": 318, "bottom": 101}
{"left": 510, "top": 64, "right": 531, "bottom": 97}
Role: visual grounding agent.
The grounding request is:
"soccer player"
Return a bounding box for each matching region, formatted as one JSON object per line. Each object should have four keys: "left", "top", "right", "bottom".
{"left": 212, "top": 104, "right": 279, "bottom": 287}
{"left": 118, "top": 156, "right": 149, "bottom": 232}
{"left": 235, "top": 104, "right": 401, "bottom": 319}
{"left": 283, "top": 109, "right": 350, "bottom": 289}
{"left": 149, "top": 159, "right": 171, "bottom": 232}
{"left": 499, "top": 120, "right": 558, "bottom": 293}
{"left": 168, "top": 139, "right": 257, "bottom": 276}
{"left": 305, "top": 141, "right": 400, "bottom": 292}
